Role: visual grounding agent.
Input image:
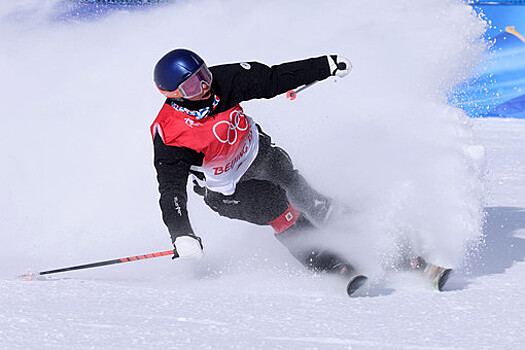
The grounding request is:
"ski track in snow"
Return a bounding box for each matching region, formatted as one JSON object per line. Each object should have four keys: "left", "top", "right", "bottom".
{"left": 1, "top": 0, "right": 525, "bottom": 349}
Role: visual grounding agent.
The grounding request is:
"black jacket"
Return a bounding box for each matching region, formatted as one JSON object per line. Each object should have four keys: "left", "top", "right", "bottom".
{"left": 153, "top": 56, "right": 332, "bottom": 242}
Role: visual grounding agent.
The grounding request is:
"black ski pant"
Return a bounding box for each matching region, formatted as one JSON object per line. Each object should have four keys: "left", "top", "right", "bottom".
{"left": 199, "top": 126, "right": 350, "bottom": 272}
{"left": 201, "top": 125, "right": 331, "bottom": 227}
{"left": 202, "top": 126, "right": 331, "bottom": 222}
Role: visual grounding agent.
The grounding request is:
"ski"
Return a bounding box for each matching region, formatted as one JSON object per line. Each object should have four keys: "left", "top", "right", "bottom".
{"left": 346, "top": 274, "right": 369, "bottom": 296}
{"left": 412, "top": 256, "right": 452, "bottom": 291}
{"left": 340, "top": 256, "right": 451, "bottom": 296}
{"left": 335, "top": 263, "right": 369, "bottom": 297}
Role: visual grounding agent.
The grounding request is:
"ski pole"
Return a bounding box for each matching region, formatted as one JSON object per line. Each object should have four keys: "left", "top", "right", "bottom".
{"left": 20, "top": 249, "right": 175, "bottom": 280}
{"left": 286, "top": 81, "right": 318, "bottom": 101}
{"left": 286, "top": 60, "right": 352, "bottom": 101}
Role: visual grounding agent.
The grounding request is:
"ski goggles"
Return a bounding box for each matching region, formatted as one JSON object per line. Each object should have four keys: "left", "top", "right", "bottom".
{"left": 159, "top": 64, "right": 213, "bottom": 99}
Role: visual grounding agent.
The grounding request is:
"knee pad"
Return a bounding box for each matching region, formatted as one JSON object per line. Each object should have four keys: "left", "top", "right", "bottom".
{"left": 269, "top": 204, "right": 301, "bottom": 234}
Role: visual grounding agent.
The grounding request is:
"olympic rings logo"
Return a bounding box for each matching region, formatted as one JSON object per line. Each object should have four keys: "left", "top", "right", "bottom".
{"left": 213, "top": 110, "right": 249, "bottom": 145}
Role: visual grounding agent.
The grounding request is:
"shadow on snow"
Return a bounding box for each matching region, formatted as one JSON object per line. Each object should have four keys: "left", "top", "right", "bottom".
{"left": 478, "top": 206, "right": 525, "bottom": 275}
{"left": 448, "top": 206, "right": 525, "bottom": 291}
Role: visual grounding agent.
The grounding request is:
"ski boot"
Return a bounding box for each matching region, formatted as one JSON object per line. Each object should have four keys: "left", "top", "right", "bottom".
{"left": 305, "top": 251, "right": 368, "bottom": 297}
{"left": 412, "top": 256, "right": 452, "bottom": 291}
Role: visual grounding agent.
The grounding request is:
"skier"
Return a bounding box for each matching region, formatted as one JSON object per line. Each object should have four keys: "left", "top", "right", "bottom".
{"left": 150, "top": 49, "right": 366, "bottom": 293}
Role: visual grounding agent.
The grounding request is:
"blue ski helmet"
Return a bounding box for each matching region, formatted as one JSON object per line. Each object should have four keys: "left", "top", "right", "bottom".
{"left": 153, "top": 49, "right": 206, "bottom": 95}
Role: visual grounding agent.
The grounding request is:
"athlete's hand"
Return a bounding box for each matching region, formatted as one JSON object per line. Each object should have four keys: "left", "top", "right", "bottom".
{"left": 327, "top": 55, "right": 352, "bottom": 78}
{"left": 173, "top": 235, "right": 204, "bottom": 259}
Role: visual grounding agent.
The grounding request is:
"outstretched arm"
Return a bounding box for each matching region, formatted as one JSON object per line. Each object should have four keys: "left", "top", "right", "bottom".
{"left": 210, "top": 55, "right": 350, "bottom": 106}
{"left": 243, "top": 56, "right": 331, "bottom": 99}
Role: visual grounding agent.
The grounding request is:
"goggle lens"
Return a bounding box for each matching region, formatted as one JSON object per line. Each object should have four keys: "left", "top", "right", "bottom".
{"left": 179, "top": 65, "right": 212, "bottom": 98}
{"left": 158, "top": 64, "right": 213, "bottom": 99}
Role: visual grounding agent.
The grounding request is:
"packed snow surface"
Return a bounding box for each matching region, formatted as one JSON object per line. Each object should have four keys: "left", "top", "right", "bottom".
{"left": 1, "top": 0, "right": 523, "bottom": 349}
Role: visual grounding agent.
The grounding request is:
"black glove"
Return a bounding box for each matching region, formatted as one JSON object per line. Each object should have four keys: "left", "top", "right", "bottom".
{"left": 192, "top": 180, "right": 206, "bottom": 197}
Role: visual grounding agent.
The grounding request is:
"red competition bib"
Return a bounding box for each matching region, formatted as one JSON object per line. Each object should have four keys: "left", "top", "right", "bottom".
{"left": 151, "top": 104, "right": 259, "bottom": 195}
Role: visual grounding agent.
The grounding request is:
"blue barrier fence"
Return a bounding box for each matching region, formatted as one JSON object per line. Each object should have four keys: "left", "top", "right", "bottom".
{"left": 449, "top": 2, "right": 525, "bottom": 118}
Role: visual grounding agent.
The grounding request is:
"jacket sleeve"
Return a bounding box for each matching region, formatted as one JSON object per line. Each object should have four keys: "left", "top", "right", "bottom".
{"left": 153, "top": 133, "right": 202, "bottom": 243}
{"left": 211, "top": 55, "right": 331, "bottom": 106}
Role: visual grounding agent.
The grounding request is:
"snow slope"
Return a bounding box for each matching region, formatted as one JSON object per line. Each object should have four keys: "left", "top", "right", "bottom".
{"left": 1, "top": 0, "right": 523, "bottom": 349}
